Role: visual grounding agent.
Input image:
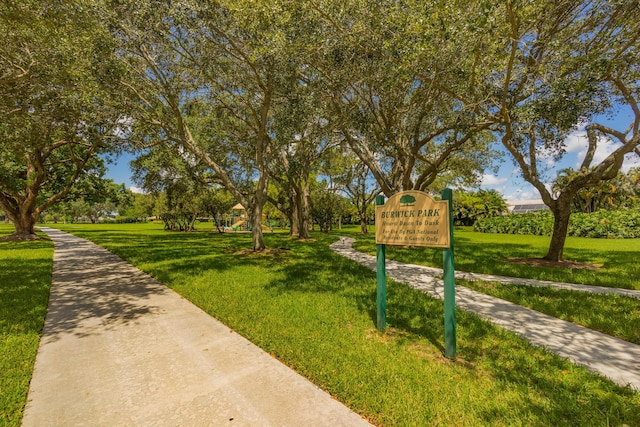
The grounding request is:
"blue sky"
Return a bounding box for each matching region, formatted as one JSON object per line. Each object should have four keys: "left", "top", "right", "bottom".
{"left": 103, "top": 151, "right": 139, "bottom": 191}
{"left": 105, "top": 108, "right": 639, "bottom": 201}
{"left": 479, "top": 107, "right": 639, "bottom": 201}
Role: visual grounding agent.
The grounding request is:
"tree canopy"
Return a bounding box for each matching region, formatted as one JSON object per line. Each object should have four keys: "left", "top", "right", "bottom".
{"left": 0, "top": 0, "right": 125, "bottom": 239}
{"left": 2, "top": 0, "right": 638, "bottom": 259}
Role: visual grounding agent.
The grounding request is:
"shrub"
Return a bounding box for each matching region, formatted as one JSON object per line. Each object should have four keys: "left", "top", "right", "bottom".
{"left": 474, "top": 209, "right": 640, "bottom": 238}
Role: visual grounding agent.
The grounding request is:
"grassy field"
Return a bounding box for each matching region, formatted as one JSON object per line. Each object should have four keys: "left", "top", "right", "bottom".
{"left": 35, "top": 222, "right": 639, "bottom": 426}
{"left": 352, "top": 226, "right": 640, "bottom": 289}
{"left": 350, "top": 226, "right": 640, "bottom": 344}
{"left": 0, "top": 225, "right": 52, "bottom": 427}
{"left": 461, "top": 281, "right": 640, "bottom": 344}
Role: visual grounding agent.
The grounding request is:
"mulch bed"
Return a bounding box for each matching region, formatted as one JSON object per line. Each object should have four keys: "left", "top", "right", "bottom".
{"left": 505, "top": 257, "right": 602, "bottom": 270}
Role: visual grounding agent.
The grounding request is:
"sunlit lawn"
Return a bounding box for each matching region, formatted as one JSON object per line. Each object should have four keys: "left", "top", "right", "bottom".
{"left": 46, "top": 222, "right": 640, "bottom": 426}
{"left": 0, "top": 225, "right": 52, "bottom": 426}
{"left": 351, "top": 226, "right": 640, "bottom": 289}
{"left": 350, "top": 225, "right": 640, "bottom": 344}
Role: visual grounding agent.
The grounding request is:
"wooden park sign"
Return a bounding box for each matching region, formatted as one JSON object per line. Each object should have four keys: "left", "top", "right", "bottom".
{"left": 375, "top": 190, "right": 450, "bottom": 248}
{"left": 374, "top": 189, "right": 457, "bottom": 359}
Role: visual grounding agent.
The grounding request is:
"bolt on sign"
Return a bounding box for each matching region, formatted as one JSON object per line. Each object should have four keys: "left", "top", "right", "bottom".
{"left": 375, "top": 191, "right": 450, "bottom": 248}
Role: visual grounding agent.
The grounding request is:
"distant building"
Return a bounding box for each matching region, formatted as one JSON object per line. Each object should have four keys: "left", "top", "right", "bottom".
{"left": 507, "top": 199, "right": 549, "bottom": 214}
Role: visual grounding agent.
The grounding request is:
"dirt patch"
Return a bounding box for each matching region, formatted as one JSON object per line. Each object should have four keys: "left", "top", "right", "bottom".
{"left": 0, "top": 234, "right": 41, "bottom": 241}
{"left": 505, "top": 257, "right": 602, "bottom": 270}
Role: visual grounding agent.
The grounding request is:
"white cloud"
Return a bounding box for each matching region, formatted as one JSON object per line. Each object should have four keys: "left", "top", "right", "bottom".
{"left": 129, "top": 186, "right": 145, "bottom": 194}
{"left": 564, "top": 129, "right": 639, "bottom": 172}
{"left": 481, "top": 174, "right": 508, "bottom": 186}
{"left": 505, "top": 189, "right": 539, "bottom": 202}
{"left": 622, "top": 155, "right": 640, "bottom": 173}
{"left": 564, "top": 131, "right": 588, "bottom": 154}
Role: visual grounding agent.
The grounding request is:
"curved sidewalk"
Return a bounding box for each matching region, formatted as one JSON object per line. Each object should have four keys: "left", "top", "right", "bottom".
{"left": 331, "top": 237, "right": 640, "bottom": 391}
{"left": 23, "top": 228, "right": 371, "bottom": 426}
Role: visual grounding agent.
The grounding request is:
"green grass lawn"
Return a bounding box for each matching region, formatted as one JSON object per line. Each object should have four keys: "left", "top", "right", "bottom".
{"left": 351, "top": 226, "right": 640, "bottom": 289}
{"left": 349, "top": 226, "right": 640, "bottom": 344}
{"left": 461, "top": 280, "right": 640, "bottom": 344}
{"left": 44, "top": 222, "right": 640, "bottom": 426}
{"left": 0, "top": 225, "right": 52, "bottom": 427}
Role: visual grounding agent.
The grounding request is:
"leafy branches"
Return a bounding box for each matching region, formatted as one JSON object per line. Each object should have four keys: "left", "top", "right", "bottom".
{"left": 0, "top": 0, "right": 125, "bottom": 239}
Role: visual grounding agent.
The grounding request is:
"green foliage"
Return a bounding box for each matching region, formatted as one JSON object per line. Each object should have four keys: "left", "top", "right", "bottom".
{"left": 55, "top": 179, "right": 134, "bottom": 223}
{"left": 569, "top": 209, "right": 640, "bottom": 238}
{"left": 306, "top": 0, "right": 503, "bottom": 196}
{"left": 309, "top": 186, "right": 349, "bottom": 232}
{"left": 0, "top": 0, "right": 125, "bottom": 237}
{"left": 474, "top": 211, "right": 554, "bottom": 236}
{"left": 453, "top": 189, "right": 508, "bottom": 226}
{"left": 325, "top": 150, "right": 380, "bottom": 234}
{"left": 118, "top": 192, "right": 156, "bottom": 222}
{"left": 130, "top": 146, "right": 216, "bottom": 232}
{"left": 475, "top": 209, "right": 640, "bottom": 238}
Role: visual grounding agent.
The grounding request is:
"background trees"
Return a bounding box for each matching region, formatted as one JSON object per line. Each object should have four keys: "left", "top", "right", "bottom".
{"left": 553, "top": 167, "right": 640, "bottom": 213}
{"left": 453, "top": 190, "right": 508, "bottom": 226}
{"left": 0, "top": 0, "right": 124, "bottom": 239}
{"left": 490, "top": 0, "right": 640, "bottom": 260}
{"left": 2, "top": 1, "right": 637, "bottom": 258}
{"left": 324, "top": 147, "right": 380, "bottom": 234}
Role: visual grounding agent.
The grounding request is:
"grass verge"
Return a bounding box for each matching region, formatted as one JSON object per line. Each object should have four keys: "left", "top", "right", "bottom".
{"left": 461, "top": 280, "right": 640, "bottom": 345}
{"left": 351, "top": 226, "right": 640, "bottom": 289}
{"left": 349, "top": 226, "right": 640, "bottom": 343}
{"left": 51, "top": 223, "right": 640, "bottom": 426}
{"left": 0, "top": 225, "right": 52, "bottom": 426}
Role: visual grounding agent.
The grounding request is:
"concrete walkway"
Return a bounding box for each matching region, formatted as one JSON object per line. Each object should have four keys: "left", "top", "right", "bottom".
{"left": 330, "top": 237, "right": 640, "bottom": 391}
{"left": 23, "top": 228, "right": 371, "bottom": 426}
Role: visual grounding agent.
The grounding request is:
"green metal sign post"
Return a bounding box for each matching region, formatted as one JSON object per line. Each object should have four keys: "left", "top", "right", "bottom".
{"left": 374, "top": 190, "right": 456, "bottom": 359}
{"left": 375, "top": 195, "right": 387, "bottom": 331}
{"left": 441, "top": 188, "right": 456, "bottom": 359}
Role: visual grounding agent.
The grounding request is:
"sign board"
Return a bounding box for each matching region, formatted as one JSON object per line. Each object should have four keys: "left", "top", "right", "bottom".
{"left": 375, "top": 191, "right": 450, "bottom": 248}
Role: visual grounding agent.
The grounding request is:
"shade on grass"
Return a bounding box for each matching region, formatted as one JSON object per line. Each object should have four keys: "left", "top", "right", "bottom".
{"left": 352, "top": 227, "right": 640, "bottom": 290}
{"left": 351, "top": 226, "right": 640, "bottom": 345}
{"left": 51, "top": 222, "right": 640, "bottom": 426}
{"left": 0, "top": 225, "right": 52, "bottom": 426}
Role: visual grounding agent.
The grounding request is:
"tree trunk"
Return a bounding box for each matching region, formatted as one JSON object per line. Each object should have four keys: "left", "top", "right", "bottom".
{"left": 359, "top": 210, "right": 368, "bottom": 234}
{"left": 0, "top": 199, "right": 39, "bottom": 240}
{"left": 248, "top": 206, "right": 265, "bottom": 251}
{"left": 214, "top": 213, "right": 224, "bottom": 233}
{"left": 544, "top": 202, "right": 572, "bottom": 262}
{"left": 289, "top": 191, "right": 300, "bottom": 237}
{"left": 14, "top": 211, "right": 38, "bottom": 239}
{"left": 297, "top": 179, "right": 311, "bottom": 239}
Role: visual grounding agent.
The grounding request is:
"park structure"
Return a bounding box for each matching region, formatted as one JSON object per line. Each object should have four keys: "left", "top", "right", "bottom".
{"left": 375, "top": 189, "right": 456, "bottom": 359}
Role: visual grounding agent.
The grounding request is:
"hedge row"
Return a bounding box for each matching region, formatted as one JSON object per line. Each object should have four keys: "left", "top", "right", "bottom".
{"left": 474, "top": 209, "right": 640, "bottom": 238}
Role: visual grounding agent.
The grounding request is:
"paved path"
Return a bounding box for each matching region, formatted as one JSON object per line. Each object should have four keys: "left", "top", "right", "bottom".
{"left": 23, "top": 228, "right": 371, "bottom": 426}
{"left": 331, "top": 237, "right": 640, "bottom": 391}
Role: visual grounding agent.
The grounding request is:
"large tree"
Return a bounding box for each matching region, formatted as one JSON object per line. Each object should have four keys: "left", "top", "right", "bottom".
{"left": 491, "top": 0, "right": 640, "bottom": 261}
{"left": 112, "top": 0, "right": 308, "bottom": 250}
{"left": 0, "top": 0, "right": 124, "bottom": 239}
{"left": 307, "top": 0, "right": 503, "bottom": 197}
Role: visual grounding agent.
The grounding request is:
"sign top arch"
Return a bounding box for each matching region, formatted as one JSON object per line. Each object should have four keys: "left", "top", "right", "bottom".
{"left": 375, "top": 190, "right": 450, "bottom": 248}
